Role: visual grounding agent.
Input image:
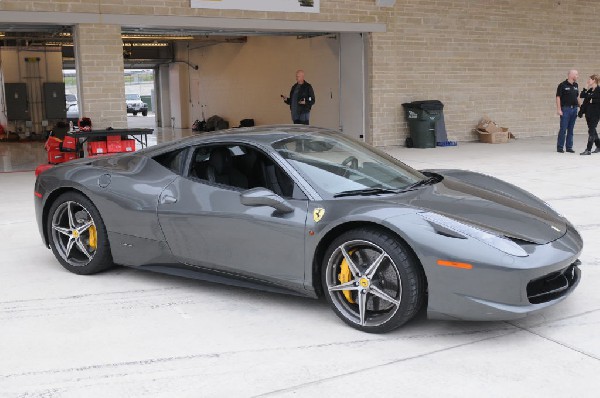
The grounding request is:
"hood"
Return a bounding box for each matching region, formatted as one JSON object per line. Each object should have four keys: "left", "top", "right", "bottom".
{"left": 394, "top": 177, "right": 566, "bottom": 244}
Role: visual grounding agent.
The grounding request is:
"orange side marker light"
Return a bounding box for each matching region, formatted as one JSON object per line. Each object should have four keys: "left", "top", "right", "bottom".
{"left": 437, "top": 260, "right": 473, "bottom": 270}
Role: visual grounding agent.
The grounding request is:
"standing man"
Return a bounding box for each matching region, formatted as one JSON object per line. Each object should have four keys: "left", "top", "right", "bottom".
{"left": 281, "top": 70, "right": 315, "bottom": 125}
{"left": 556, "top": 69, "right": 580, "bottom": 153}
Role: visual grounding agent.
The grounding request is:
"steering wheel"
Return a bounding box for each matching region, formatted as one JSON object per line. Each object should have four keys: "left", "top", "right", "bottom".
{"left": 342, "top": 156, "right": 359, "bottom": 170}
{"left": 341, "top": 156, "right": 359, "bottom": 177}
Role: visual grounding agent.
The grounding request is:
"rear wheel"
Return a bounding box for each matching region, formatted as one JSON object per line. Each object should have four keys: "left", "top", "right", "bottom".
{"left": 47, "top": 192, "right": 113, "bottom": 275}
{"left": 322, "top": 228, "right": 425, "bottom": 333}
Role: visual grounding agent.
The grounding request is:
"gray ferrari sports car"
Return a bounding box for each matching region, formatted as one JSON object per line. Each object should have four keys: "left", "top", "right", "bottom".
{"left": 34, "top": 125, "right": 582, "bottom": 333}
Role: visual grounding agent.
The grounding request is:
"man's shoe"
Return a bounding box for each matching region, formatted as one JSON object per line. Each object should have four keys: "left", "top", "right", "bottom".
{"left": 557, "top": 148, "right": 564, "bottom": 153}
{"left": 580, "top": 150, "right": 592, "bottom": 155}
{"left": 566, "top": 148, "right": 575, "bottom": 153}
{"left": 593, "top": 147, "right": 600, "bottom": 153}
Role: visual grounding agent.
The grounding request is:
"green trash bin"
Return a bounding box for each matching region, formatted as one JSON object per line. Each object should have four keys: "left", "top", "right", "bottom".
{"left": 402, "top": 100, "right": 444, "bottom": 148}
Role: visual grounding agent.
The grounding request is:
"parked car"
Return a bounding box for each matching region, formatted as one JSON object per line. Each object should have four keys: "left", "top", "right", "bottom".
{"left": 126, "top": 93, "right": 148, "bottom": 116}
{"left": 66, "top": 103, "right": 79, "bottom": 120}
{"left": 65, "top": 93, "right": 77, "bottom": 110}
{"left": 34, "top": 126, "right": 582, "bottom": 333}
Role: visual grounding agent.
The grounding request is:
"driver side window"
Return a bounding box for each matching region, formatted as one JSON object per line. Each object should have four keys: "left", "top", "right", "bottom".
{"left": 188, "top": 144, "right": 305, "bottom": 199}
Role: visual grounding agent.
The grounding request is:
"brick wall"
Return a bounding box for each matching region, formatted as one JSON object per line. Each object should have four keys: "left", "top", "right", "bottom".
{"left": 74, "top": 24, "right": 127, "bottom": 129}
{"left": 384, "top": 0, "right": 600, "bottom": 145}
{"left": 3, "top": 1, "right": 599, "bottom": 145}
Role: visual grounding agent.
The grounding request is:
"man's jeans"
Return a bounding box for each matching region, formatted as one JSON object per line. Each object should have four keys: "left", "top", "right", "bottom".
{"left": 293, "top": 112, "right": 310, "bottom": 125}
{"left": 557, "top": 106, "right": 578, "bottom": 150}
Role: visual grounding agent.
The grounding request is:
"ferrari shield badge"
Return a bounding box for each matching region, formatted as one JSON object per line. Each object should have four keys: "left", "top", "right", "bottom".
{"left": 313, "top": 208, "right": 325, "bottom": 223}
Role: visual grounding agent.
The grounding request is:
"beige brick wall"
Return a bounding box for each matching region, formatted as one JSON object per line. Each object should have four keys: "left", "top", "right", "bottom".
{"left": 382, "top": 0, "right": 600, "bottom": 146}
{"left": 74, "top": 24, "right": 127, "bottom": 129}
{"left": 3, "top": 1, "right": 599, "bottom": 145}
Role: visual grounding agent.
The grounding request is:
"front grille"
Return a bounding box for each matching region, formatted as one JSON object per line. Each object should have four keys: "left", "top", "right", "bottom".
{"left": 527, "top": 262, "right": 580, "bottom": 304}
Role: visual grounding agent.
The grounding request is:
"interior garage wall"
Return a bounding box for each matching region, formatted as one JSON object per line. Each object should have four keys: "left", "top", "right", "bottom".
{"left": 181, "top": 35, "right": 340, "bottom": 129}
{"left": 0, "top": 47, "right": 63, "bottom": 131}
{"left": 0, "top": 54, "right": 6, "bottom": 128}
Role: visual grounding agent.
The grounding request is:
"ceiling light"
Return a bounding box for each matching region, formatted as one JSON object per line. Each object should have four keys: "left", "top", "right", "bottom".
{"left": 45, "top": 42, "right": 74, "bottom": 46}
{"left": 123, "top": 42, "right": 169, "bottom": 47}
{"left": 121, "top": 34, "right": 194, "bottom": 40}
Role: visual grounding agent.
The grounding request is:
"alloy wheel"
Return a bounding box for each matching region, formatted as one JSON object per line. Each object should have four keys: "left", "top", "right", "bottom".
{"left": 50, "top": 201, "right": 97, "bottom": 267}
{"left": 325, "top": 240, "right": 402, "bottom": 327}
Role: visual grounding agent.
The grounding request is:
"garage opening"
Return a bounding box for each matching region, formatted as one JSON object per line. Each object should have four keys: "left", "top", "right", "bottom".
{"left": 124, "top": 28, "right": 369, "bottom": 142}
{"left": 0, "top": 24, "right": 370, "bottom": 142}
{"left": 125, "top": 69, "right": 155, "bottom": 129}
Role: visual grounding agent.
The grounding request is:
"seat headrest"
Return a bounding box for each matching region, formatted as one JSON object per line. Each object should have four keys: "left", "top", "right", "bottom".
{"left": 209, "top": 147, "right": 230, "bottom": 174}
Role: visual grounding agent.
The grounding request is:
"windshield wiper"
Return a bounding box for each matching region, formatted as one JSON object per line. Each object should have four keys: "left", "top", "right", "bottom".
{"left": 402, "top": 176, "right": 439, "bottom": 191}
{"left": 334, "top": 188, "right": 399, "bottom": 198}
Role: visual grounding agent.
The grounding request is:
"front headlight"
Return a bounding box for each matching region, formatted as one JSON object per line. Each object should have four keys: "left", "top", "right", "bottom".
{"left": 421, "top": 212, "right": 528, "bottom": 257}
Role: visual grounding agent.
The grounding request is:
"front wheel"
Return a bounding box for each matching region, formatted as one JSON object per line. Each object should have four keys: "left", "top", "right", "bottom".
{"left": 322, "top": 228, "right": 425, "bottom": 333}
{"left": 47, "top": 192, "right": 114, "bottom": 275}
{"left": 141, "top": 110, "right": 148, "bottom": 117}
{"left": 132, "top": 111, "right": 138, "bottom": 116}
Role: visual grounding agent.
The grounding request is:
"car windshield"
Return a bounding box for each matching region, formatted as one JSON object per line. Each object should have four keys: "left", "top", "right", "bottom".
{"left": 65, "top": 94, "right": 76, "bottom": 102}
{"left": 126, "top": 94, "right": 140, "bottom": 100}
{"left": 271, "top": 132, "right": 426, "bottom": 198}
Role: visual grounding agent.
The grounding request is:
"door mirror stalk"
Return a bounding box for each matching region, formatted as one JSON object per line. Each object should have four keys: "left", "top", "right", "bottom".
{"left": 240, "top": 188, "right": 294, "bottom": 213}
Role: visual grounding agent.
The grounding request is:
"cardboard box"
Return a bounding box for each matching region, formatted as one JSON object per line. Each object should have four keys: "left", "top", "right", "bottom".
{"left": 478, "top": 128, "right": 510, "bottom": 144}
{"left": 477, "top": 116, "right": 502, "bottom": 133}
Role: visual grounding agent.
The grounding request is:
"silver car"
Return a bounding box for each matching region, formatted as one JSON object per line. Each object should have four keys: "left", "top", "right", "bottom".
{"left": 34, "top": 126, "right": 582, "bottom": 333}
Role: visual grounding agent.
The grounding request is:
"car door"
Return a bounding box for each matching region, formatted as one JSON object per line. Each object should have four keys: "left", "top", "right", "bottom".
{"left": 157, "top": 143, "right": 309, "bottom": 290}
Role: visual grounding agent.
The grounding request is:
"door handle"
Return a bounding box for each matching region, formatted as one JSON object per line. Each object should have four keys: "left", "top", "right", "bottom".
{"left": 160, "top": 194, "right": 177, "bottom": 204}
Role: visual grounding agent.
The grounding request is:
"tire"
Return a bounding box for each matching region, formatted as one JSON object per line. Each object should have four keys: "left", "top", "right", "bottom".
{"left": 321, "top": 228, "right": 425, "bottom": 333}
{"left": 132, "top": 111, "right": 138, "bottom": 116}
{"left": 47, "top": 192, "right": 114, "bottom": 275}
{"left": 142, "top": 110, "right": 148, "bottom": 117}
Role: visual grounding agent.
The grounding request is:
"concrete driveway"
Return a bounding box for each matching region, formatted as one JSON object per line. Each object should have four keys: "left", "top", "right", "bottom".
{"left": 1, "top": 136, "right": 599, "bottom": 397}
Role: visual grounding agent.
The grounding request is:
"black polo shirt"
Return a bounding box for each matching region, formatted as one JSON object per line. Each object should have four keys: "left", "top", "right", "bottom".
{"left": 556, "top": 79, "right": 579, "bottom": 107}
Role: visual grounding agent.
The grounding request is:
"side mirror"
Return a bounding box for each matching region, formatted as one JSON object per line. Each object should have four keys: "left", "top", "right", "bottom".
{"left": 240, "top": 187, "right": 294, "bottom": 214}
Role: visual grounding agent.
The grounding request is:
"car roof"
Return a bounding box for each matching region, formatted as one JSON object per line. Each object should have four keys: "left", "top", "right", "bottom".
{"left": 138, "top": 124, "right": 339, "bottom": 156}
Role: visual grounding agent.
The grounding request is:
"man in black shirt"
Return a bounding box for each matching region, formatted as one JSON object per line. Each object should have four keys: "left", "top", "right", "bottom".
{"left": 282, "top": 70, "right": 315, "bottom": 125}
{"left": 556, "top": 69, "right": 580, "bottom": 153}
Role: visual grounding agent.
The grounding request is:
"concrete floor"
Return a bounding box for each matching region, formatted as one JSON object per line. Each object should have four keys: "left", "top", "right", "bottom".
{"left": 1, "top": 135, "right": 599, "bottom": 397}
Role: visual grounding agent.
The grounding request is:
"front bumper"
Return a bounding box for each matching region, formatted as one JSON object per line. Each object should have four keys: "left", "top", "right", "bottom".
{"left": 423, "top": 223, "right": 583, "bottom": 321}
{"left": 127, "top": 103, "right": 147, "bottom": 112}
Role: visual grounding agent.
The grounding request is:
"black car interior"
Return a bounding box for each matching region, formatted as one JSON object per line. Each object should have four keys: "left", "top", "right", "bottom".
{"left": 189, "top": 145, "right": 298, "bottom": 198}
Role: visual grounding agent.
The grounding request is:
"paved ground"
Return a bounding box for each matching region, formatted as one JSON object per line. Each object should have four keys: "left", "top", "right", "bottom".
{"left": 127, "top": 113, "right": 156, "bottom": 131}
{"left": 1, "top": 135, "right": 599, "bottom": 397}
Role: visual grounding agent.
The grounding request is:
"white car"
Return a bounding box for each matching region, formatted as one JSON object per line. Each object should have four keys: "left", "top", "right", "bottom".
{"left": 126, "top": 93, "right": 148, "bottom": 116}
{"left": 65, "top": 94, "right": 77, "bottom": 110}
{"left": 66, "top": 104, "right": 79, "bottom": 120}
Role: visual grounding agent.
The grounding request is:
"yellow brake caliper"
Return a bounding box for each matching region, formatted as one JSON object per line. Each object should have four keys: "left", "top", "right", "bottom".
{"left": 338, "top": 250, "right": 356, "bottom": 304}
{"left": 88, "top": 225, "right": 97, "bottom": 250}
